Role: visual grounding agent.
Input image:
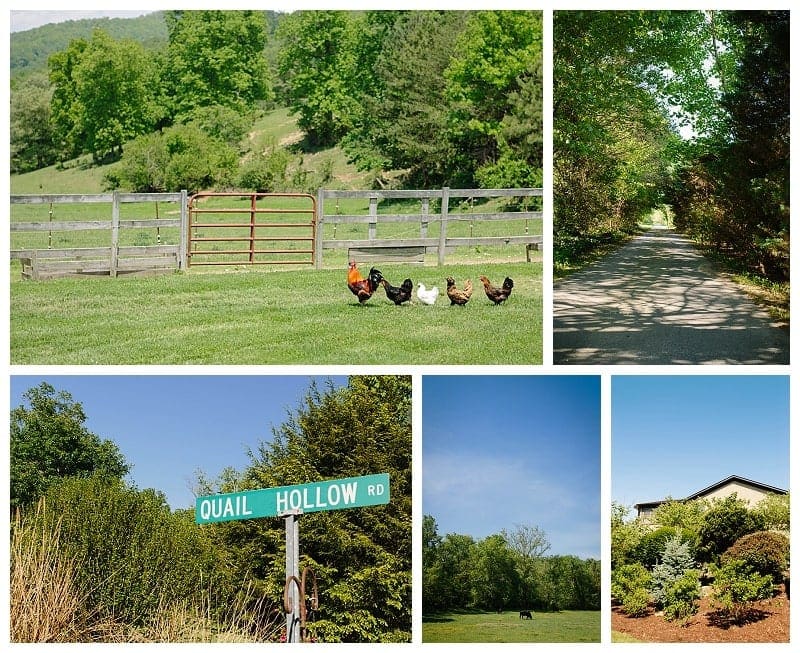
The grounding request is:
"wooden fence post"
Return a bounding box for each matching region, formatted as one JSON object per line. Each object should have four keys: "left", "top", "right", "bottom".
{"left": 368, "top": 194, "right": 378, "bottom": 241}
{"left": 438, "top": 187, "right": 450, "bottom": 266}
{"left": 110, "top": 190, "right": 120, "bottom": 277}
{"left": 179, "top": 189, "right": 188, "bottom": 270}
{"left": 315, "top": 188, "right": 325, "bottom": 269}
{"left": 421, "top": 197, "right": 429, "bottom": 239}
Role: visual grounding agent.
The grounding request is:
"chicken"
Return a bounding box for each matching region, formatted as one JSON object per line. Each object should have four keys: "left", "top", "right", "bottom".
{"left": 479, "top": 275, "right": 514, "bottom": 304}
{"left": 381, "top": 278, "right": 413, "bottom": 305}
{"left": 416, "top": 283, "right": 439, "bottom": 305}
{"left": 445, "top": 277, "right": 473, "bottom": 306}
{"left": 347, "top": 261, "right": 383, "bottom": 303}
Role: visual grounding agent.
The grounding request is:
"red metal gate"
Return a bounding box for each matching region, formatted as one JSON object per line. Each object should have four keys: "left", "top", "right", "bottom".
{"left": 187, "top": 192, "right": 316, "bottom": 266}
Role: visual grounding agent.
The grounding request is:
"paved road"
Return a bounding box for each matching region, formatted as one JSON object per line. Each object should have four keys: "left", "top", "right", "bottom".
{"left": 553, "top": 227, "right": 789, "bottom": 365}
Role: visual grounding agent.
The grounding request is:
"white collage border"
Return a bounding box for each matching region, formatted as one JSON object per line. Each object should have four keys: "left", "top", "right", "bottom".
{"left": 2, "top": 1, "right": 797, "bottom": 650}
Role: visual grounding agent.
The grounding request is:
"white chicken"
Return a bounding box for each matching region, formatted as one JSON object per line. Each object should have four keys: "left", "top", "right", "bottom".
{"left": 416, "top": 283, "right": 439, "bottom": 305}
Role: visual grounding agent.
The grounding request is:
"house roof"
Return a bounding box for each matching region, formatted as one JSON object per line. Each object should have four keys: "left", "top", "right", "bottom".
{"left": 635, "top": 475, "right": 787, "bottom": 510}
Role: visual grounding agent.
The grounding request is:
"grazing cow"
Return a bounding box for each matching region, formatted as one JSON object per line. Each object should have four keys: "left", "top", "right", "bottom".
{"left": 519, "top": 610, "right": 533, "bottom": 620}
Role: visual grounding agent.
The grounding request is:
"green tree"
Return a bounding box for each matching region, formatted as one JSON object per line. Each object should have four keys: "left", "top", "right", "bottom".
{"left": 10, "top": 383, "right": 130, "bottom": 511}
{"left": 752, "top": 492, "right": 789, "bottom": 531}
{"left": 48, "top": 29, "right": 159, "bottom": 162}
{"left": 10, "top": 72, "right": 57, "bottom": 173}
{"left": 710, "top": 558, "right": 774, "bottom": 624}
{"left": 611, "top": 502, "right": 647, "bottom": 569}
{"left": 277, "top": 11, "right": 360, "bottom": 146}
{"left": 212, "top": 376, "right": 411, "bottom": 643}
{"left": 650, "top": 536, "right": 697, "bottom": 609}
{"left": 446, "top": 10, "right": 542, "bottom": 187}
{"left": 469, "top": 534, "right": 519, "bottom": 611}
{"left": 503, "top": 523, "right": 550, "bottom": 609}
{"left": 163, "top": 10, "right": 272, "bottom": 121}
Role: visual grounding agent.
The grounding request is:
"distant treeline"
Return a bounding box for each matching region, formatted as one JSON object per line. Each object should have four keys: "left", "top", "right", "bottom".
{"left": 423, "top": 516, "right": 600, "bottom": 614}
{"left": 10, "top": 10, "right": 543, "bottom": 194}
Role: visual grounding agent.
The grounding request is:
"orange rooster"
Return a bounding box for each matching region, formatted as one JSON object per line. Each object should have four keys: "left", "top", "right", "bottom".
{"left": 347, "top": 260, "right": 383, "bottom": 303}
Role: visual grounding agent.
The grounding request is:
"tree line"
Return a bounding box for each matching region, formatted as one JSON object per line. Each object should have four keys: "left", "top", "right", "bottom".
{"left": 11, "top": 378, "right": 411, "bottom": 642}
{"left": 554, "top": 10, "right": 788, "bottom": 283}
{"left": 423, "top": 516, "right": 600, "bottom": 614}
{"left": 11, "top": 10, "right": 543, "bottom": 195}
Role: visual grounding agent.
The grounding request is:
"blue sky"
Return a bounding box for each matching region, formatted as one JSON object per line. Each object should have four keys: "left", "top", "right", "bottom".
{"left": 423, "top": 375, "right": 601, "bottom": 559}
{"left": 10, "top": 375, "right": 347, "bottom": 510}
{"left": 612, "top": 375, "right": 790, "bottom": 511}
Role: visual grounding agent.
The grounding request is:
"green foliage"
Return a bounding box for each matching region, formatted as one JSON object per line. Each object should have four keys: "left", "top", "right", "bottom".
{"left": 621, "top": 587, "right": 651, "bottom": 618}
{"left": 752, "top": 493, "right": 790, "bottom": 531}
{"left": 163, "top": 10, "right": 272, "bottom": 120}
{"left": 721, "top": 531, "right": 789, "bottom": 583}
{"left": 10, "top": 72, "right": 57, "bottom": 173}
{"left": 10, "top": 383, "right": 130, "bottom": 510}
{"left": 650, "top": 536, "right": 697, "bottom": 609}
{"left": 697, "top": 494, "right": 765, "bottom": 563}
{"left": 710, "top": 558, "right": 774, "bottom": 624}
{"left": 48, "top": 28, "right": 161, "bottom": 161}
{"left": 611, "top": 562, "right": 650, "bottom": 603}
{"left": 108, "top": 124, "right": 238, "bottom": 193}
{"left": 661, "top": 570, "right": 701, "bottom": 623}
{"left": 29, "top": 475, "right": 236, "bottom": 627}
{"left": 610, "top": 502, "right": 647, "bottom": 569}
{"left": 631, "top": 526, "right": 679, "bottom": 570}
{"left": 650, "top": 498, "right": 708, "bottom": 534}
{"left": 237, "top": 145, "right": 290, "bottom": 193}
{"left": 210, "top": 377, "right": 411, "bottom": 642}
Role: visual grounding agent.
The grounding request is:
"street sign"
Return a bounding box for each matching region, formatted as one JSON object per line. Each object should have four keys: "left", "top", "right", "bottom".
{"left": 195, "top": 472, "right": 391, "bottom": 524}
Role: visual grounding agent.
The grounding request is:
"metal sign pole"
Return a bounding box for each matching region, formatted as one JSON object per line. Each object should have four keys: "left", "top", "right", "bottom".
{"left": 285, "top": 510, "right": 301, "bottom": 643}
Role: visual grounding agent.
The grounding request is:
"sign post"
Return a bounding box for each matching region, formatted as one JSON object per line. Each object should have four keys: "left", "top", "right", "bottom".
{"left": 195, "top": 473, "right": 391, "bottom": 643}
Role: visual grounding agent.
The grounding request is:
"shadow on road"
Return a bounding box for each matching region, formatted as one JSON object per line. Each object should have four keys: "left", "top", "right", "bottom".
{"left": 553, "top": 228, "right": 789, "bottom": 364}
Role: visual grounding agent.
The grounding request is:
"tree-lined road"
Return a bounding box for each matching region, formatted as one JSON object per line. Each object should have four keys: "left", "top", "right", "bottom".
{"left": 553, "top": 228, "right": 789, "bottom": 365}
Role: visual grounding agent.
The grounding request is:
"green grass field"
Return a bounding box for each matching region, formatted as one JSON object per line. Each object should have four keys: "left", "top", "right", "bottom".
{"left": 422, "top": 610, "right": 600, "bottom": 643}
{"left": 10, "top": 261, "right": 541, "bottom": 365}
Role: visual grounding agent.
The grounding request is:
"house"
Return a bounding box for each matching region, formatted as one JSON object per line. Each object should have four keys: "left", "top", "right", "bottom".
{"left": 635, "top": 475, "right": 788, "bottom": 519}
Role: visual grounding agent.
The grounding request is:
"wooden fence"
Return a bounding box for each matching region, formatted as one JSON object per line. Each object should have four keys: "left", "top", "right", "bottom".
{"left": 314, "top": 187, "right": 543, "bottom": 268}
{"left": 10, "top": 191, "right": 188, "bottom": 279}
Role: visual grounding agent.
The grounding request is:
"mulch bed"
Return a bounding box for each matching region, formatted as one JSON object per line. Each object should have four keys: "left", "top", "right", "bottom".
{"left": 611, "top": 588, "right": 789, "bottom": 643}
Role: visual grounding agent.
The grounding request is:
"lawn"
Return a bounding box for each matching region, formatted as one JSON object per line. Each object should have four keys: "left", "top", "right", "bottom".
{"left": 10, "top": 261, "right": 542, "bottom": 365}
{"left": 422, "top": 610, "right": 600, "bottom": 643}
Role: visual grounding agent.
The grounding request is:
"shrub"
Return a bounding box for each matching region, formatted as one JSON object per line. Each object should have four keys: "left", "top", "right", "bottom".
{"left": 237, "top": 146, "right": 290, "bottom": 192}
{"left": 752, "top": 493, "right": 790, "bottom": 531}
{"left": 651, "top": 536, "right": 696, "bottom": 609}
{"left": 612, "top": 563, "right": 651, "bottom": 617}
{"left": 622, "top": 587, "right": 651, "bottom": 618}
{"left": 662, "top": 570, "right": 701, "bottom": 624}
{"left": 722, "top": 531, "right": 789, "bottom": 583}
{"left": 697, "top": 494, "right": 765, "bottom": 562}
{"left": 631, "top": 527, "right": 678, "bottom": 569}
{"left": 710, "top": 558, "right": 774, "bottom": 624}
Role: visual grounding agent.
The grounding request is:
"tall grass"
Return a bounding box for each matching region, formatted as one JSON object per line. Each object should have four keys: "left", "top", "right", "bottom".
{"left": 11, "top": 498, "right": 285, "bottom": 642}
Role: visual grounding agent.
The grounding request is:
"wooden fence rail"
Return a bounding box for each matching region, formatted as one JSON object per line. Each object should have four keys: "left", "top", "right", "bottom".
{"left": 10, "top": 191, "right": 188, "bottom": 278}
{"left": 315, "top": 187, "right": 543, "bottom": 268}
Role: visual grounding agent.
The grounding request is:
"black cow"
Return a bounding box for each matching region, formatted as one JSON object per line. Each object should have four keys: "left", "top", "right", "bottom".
{"left": 519, "top": 610, "right": 533, "bottom": 620}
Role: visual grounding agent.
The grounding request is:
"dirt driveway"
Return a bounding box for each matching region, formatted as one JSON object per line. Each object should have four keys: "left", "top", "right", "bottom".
{"left": 553, "top": 228, "right": 789, "bottom": 364}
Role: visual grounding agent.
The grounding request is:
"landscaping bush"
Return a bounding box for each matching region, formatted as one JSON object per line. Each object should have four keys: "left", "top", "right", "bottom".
{"left": 612, "top": 563, "right": 651, "bottom": 617}
{"left": 722, "top": 530, "right": 789, "bottom": 584}
{"left": 661, "top": 570, "right": 701, "bottom": 624}
{"left": 697, "top": 494, "right": 765, "bottom": 563}
{"left": 710, "top": 558, "right": 774, "bottom": 624}
{"left": 631, "top": 527, "right": 678, "bottom": 569}
{"left": 752, "top": 493, "right": 790, "bottom": 531}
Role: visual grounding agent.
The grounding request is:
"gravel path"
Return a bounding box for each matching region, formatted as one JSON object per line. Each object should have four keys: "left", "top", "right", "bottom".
{"left": 553, "top": 227, "right": 789, "bottom": 364}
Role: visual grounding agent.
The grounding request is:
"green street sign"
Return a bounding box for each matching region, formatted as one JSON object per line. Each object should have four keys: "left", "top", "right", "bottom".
{"left": 195, "top": 472, "right": 391, "bottom": 524}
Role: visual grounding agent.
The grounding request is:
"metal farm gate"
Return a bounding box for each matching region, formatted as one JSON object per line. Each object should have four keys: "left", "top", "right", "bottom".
{"left": 187, "top": 192, "right": 317, "bottom": 267}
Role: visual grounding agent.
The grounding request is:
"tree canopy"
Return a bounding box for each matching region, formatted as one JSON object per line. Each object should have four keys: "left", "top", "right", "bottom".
{"left": 10, "top": 382, "right": 131, "bottom": 511}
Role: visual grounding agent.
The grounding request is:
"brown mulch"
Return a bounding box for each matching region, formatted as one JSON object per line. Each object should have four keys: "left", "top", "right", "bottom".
{"left": 612, "top": 589, "right": 789, "bottom": 643}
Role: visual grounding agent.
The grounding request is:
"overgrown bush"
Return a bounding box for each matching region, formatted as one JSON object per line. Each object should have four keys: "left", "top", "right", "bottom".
{"left": 752, "top": 493, "right": 790, "bottom": 531}
{"left": 237, "top": 146, "right": 290, "bottom": 192}
{"left": 697, "top": 494, "right": 765, "bottom": 563}
{"left": 710, "top": 558, "right": 774, "bottom": 624}
{"left": 30, "top": 475, "right": 237, "bottom": 628}
{"left": 722, "top": 531, "right": 789, "bottom": 584}
{"left": 612, "top": 562, "right": 651, "bottom": 617}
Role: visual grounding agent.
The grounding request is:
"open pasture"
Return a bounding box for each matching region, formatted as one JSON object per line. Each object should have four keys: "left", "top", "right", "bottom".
{"left": 10, "top": 261, "right": 541, "bottom": 365}
{"left": 422, "top": 610, "right": 600, "bottom": 643}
